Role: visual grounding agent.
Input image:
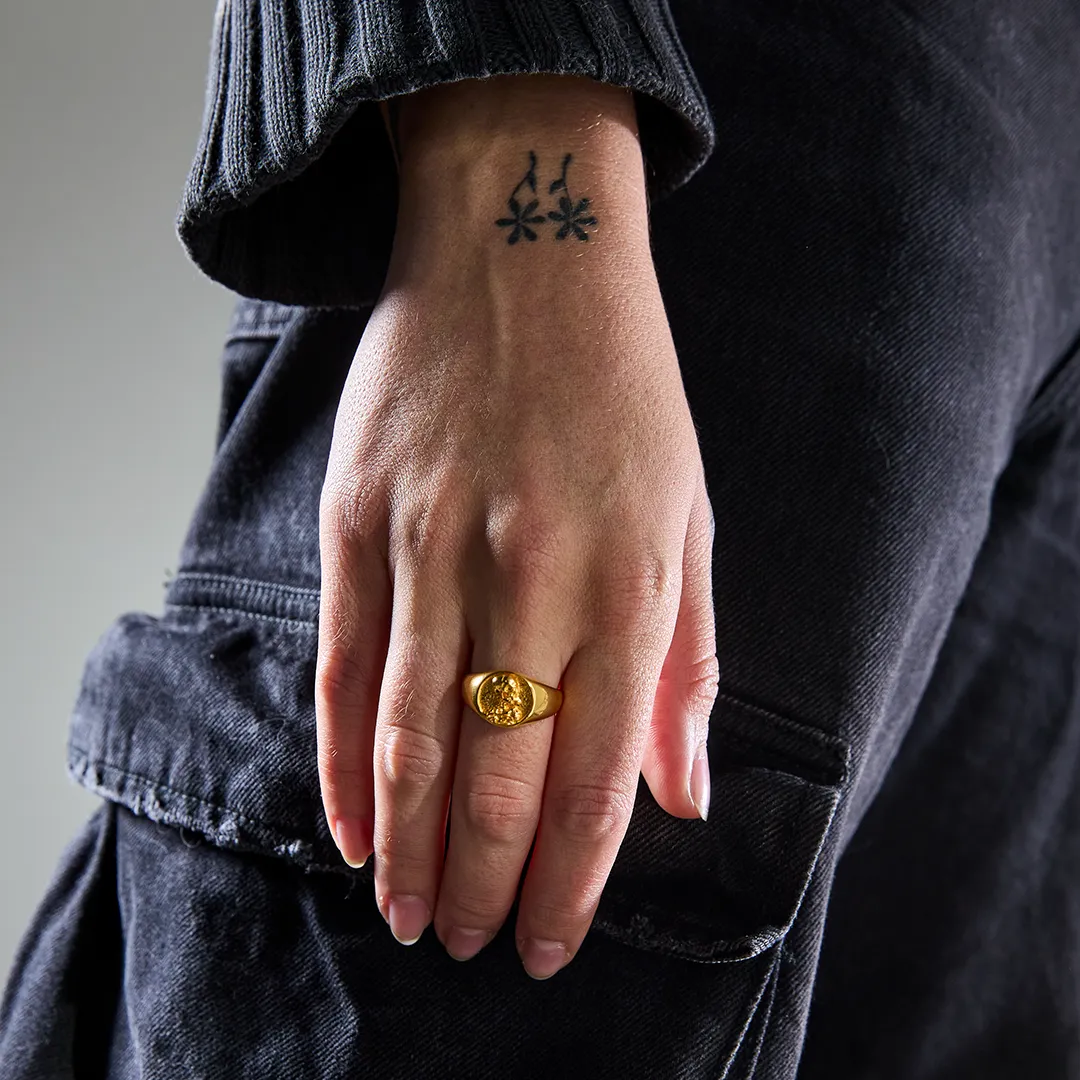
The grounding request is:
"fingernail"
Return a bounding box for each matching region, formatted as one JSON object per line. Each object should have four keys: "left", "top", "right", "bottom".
{"left": 333, "top": 816, "right": 371, "bottom": 868}
{"left": 445, "top": 926, "right": 492, "bottom": 961}
{"left": 388, "top": 895, "right": 431, "bottom": 945}
{"left": 690, "top": 741, "right": 711, "bottom": 821}
{"left": 519, "top": 938, "right": 568, "bottom": 980}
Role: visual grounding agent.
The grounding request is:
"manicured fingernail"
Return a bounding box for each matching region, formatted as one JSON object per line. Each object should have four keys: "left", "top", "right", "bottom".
{"left": 388, "top": 895, "right": 431, "bottom": 945}
{"left": 519, "top": 938, "right": 568, "bottom": 980}
{"left": 690, "top": 741, "right": 711, "bottom": 821}
{"left": 445, "top": 926, "right": 492, "bottom": 961}
{"left": 333, "top": 816, "right": 371, "bottom": 868}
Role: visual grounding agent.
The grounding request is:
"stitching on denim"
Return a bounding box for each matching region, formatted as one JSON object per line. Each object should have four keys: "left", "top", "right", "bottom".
{"left": 773, "top": 791, "right": 841, "bottom": 945}
{"left": 163, "top": 601, "right": 317, "bottom": 630}
{"left": 224, "top": 326, "right": 290, "bottom": 339}
{"left": 225, "top": 301, "right": 304, "bottom": 340}
{"left": 67, "top": 746, "right": 351, "bottom": 873}
{"left": 187, "top": 580, "right": 313, "bottom": 604}
{"left": 722, "top": 943, "right": 784, "bottom": 1078}
{"left": 714, "top": 692, "right": 850, "bottom": 785}
{"left": 169, "top": 571, "right": 320, "bottom": 598}
{"left": 69, "top": 745, "right": 293, "bottom": 836}
{"left": 771, "top": 780, "right": 814, "bottom": 936}
{"left": 713, "top": 730, "right": 846, "bottom": 789}
{"left": 715, "top": 690, "right": 849, "bottom": 759}
{"left": 739, "top": 945, "right": 786, "bottom": 1080}
{"left": 597, "top": 789, "right": 840, "bottom": 964}
{"left": 590, "top": 903, "right": 781, "bottom": 963}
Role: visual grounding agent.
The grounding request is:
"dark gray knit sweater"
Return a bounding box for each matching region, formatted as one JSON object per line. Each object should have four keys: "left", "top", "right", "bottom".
{"left": 175, "top": 0, "right": 715, "bottom": 307}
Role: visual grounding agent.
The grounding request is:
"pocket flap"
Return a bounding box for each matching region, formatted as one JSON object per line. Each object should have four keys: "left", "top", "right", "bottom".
{"left": 595, "top": 691, "right": 848, "bottom": 962}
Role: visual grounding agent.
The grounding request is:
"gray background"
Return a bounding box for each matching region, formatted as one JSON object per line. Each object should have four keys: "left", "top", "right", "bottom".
{"left": 1, "top": 2, "right": 234, "bottom": 978}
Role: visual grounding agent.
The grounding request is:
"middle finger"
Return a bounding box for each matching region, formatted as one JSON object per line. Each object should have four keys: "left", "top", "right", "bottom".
{"left": 433, "top": 547, "right": 574, "bottom": 962}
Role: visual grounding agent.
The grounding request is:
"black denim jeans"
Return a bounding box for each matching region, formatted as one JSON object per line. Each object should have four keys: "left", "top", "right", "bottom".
{"left": 3, "top": 1, "right": 1080, "bottom": 1076}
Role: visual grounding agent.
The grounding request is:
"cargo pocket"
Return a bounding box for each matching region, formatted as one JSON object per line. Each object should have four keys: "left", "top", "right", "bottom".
{"left": 589, "top": 687, "right": 850, "bottom": 1077}
{"left": 66, "top": 570, "right": 849, "bottom": 1078}
{"left": 595, "top": 690, "right": 848, "bottom": 964}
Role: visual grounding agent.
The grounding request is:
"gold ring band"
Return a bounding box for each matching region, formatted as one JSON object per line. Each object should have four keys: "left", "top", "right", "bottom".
{"left": 461, "top": 670, "right": 563, "bottom": 729}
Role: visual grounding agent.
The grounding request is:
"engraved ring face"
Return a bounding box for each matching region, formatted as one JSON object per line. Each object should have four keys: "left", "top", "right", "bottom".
{"left": 476, "top": 672, "right": 535, "bottom": 727}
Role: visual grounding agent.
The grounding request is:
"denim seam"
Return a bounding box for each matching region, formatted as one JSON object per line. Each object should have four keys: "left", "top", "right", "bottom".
{"left": 723, "top": 942, "right": 785, "bottom": 1080}
{"left": 223, "top": 330, "right": 287, "bottom": 342}
{"left": 65, "top": 747, "right": 371, "bottom": 875}
{"left": 589, "top": 909, "right": 781, "bottom": 964}
{"left": 168, "top": 571, "right": 320, "bottom": 598}
{"left": 73, "top": 742, "right": 795, "bottom": 968}
{"left": 740, "top": 945, "right": 785, "bottom": 1080}
{"left": 68, "top": 745, "right": 313, "bottom": 848}
{"left": 770, "top": 780, "right": 814, "bottom": 934}
{"left": 709, "top": 730, "right": 845, "bottom": 789}
{"left": 225, "top": 301, "right": 304, "bottom": 339}
{"left": 714, "top": 690, "right": 850, "bottom": 772}
{"left": 163, "top": 601, "right": 317, "bottom": 630}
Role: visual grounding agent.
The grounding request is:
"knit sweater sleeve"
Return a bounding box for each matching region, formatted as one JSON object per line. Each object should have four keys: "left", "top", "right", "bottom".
{"left": 175, "top": 0, "right": 715, "bottom": 307}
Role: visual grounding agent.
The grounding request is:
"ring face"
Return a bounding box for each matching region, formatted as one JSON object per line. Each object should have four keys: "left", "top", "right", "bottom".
{"left": 476, "top": 672, "right": 535, "bottom": 727}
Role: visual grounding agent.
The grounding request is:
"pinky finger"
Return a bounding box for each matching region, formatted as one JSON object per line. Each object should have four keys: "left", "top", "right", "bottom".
{"left": 315, "top": 525, "right": 393, "bottom": 868}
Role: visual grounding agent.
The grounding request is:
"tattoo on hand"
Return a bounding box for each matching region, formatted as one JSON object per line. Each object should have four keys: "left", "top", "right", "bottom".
{"left": 494, "top": 151, "right": 545, "bottom": 244}
{"left": 546, "top": 153, "right": 599, "bottom": 241}
{"left": 495, "top": 152, "right": 598, "bottom": 245}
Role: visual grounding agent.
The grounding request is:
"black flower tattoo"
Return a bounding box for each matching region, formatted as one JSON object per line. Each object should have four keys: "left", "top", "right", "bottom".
{"left": 494, "top": 151, "right": 600, "bottom": 244}
{"left": 548, "top": 195, "right": 598, "bottom": 241}
{"left": 495, "top": 197, "right": 546, "bottom": 244}
{"left": 495, "top": 152, "right": 546, "bottom": 244}
{"left": 547, "top": 154, "right": 597, "bottom": 241}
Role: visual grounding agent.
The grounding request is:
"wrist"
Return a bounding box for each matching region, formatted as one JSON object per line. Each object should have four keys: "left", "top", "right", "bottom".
{"left": 382, "top": 75, "right": 653, "bottom": 278}
{"left": 391, "top": 73, "right": 639, "bottom": 164}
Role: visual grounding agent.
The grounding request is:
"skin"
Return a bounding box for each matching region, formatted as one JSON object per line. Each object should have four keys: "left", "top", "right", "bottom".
{"left": 315, "top": 73, "right": 719, "bottom": 981}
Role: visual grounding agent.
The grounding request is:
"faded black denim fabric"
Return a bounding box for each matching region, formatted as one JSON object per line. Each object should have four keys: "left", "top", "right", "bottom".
{"left": 3, "top": 1, "right": 1080, "bottom": 1076}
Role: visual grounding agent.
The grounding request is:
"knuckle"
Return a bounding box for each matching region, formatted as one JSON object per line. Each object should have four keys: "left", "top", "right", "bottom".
{"left": 321, "top": 471, "right": 382, "bottom": 545}
{"left": 397, "top": 498, "right": 460, "bottom": 569}
{"left": 547, "top": 781, "right": 633, "bottom": 842}
{"left": 526, "top": 879, "right": 605, "bottom": 934}
{"left": 442, "top": 891, "right": 508, "bottom": 928}
{"left": 374, "top": 835, "right": 433, "bottom": 877}
{"left": 315, "top": 738, "right": 365, "bottom": 780}
{"left": 597, "top": 550, "right": 680, "bottom": 628}
{"left": 487, "top": 513, "right": 568, "bottom": 590}
{"left": 380, "top": 720, "right": 446, "bottom": 787}
{"left": 686, "top": 653, "right": 721, "bottom": 714}
{"left": 315, "top": 647, "right": 369, "bottom": 714}
{"left": 462, "top": 773, "right": 537, "bottom": 845}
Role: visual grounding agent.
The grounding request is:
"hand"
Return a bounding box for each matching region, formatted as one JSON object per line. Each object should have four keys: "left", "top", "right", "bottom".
{"left": 315, "top": 75, "right": 719, "bottom": 980}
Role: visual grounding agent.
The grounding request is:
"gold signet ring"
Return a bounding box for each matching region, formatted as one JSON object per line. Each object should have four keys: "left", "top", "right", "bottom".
{"left": 461, "top": 670, "right": 563, "bottom": 729}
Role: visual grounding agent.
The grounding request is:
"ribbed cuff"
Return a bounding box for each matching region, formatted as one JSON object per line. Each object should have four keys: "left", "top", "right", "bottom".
{"left": 176, "top": 0, "right": 716, "bottom": 307}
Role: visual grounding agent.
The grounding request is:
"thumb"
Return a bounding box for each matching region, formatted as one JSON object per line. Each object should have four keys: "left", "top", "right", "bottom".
{"left": 640, "top": 476, "right": 719, "bottom": 820}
